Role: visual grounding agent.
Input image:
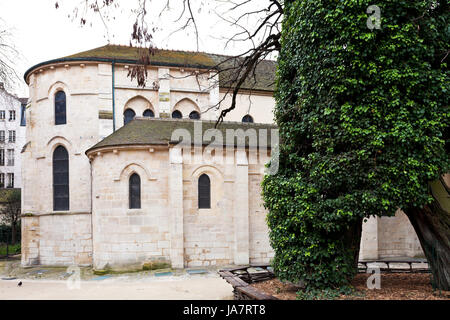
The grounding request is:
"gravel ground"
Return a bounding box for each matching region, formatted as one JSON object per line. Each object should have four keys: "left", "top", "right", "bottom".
{"left": 0, "top": 259, "right": 234, "bottom": 300}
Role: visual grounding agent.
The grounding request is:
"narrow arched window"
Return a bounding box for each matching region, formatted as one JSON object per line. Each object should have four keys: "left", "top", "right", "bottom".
{"left": 143, "top": 109, "right": 154, "bottom": 118}
{"left": 124, "top": 109, "right": 136, "bottom": 125}
{"left": 189, "top": 111, "right": 200, "bottom": 120}
{"left": 55, "top": 91, "right": 67, "bottom": 125}
{"left": 172, "top": 110, "right": 182, "bottom": 119}
{"left": 198, "top": 174, "right": 211, "bottom": 209}
{"left": 129, "top": 173, "right": 141, "bottom": 209}
{"left": 53, "top": 146, "right": 69, "bottom": 211}
{"left": 242, "top": 114, "right": 254, "bottom": 123}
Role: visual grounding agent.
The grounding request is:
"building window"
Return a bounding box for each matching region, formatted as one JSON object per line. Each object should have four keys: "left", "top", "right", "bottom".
{"left": 20, "top": 104, "right": 26, "bottom": 126}
{"left": 6, "top": 173, "right": 13, "bottom": 188}
{"left": 55, "top": 91, "right": 67, "bottom": 125}
{"left": 124, "top": 109, "right": 136, "bottom": 125}
{"left": 143, "top": 109, "right": 154, "bottom": 118}
{"left": 171, "top": 110, "right": 182, "bottom": 119}
{"left": 0, "top": 149, "right": 4, "bottom": 166}
{"left": 189, "top": 111, "right": 200, "bottom": 120}
{"left": 8, "top": 110, "right": 15, "bottom": 121}
{"left": 53, "top": 145, "right": 69, "bottom": 211}
{"left": 198, "top": 174, "right": 211, "bottom": 209}
{"left": 242, "top": 115, "right": 254, "bottom": 123}
{"left": 7, "top": 149, "right": 14, "bottom": 166}
{"left": 129, "top": 173, "right": 141, "bottom": 209}
{"left": 8, "top": 130, "right": 15, "bottom": 143}
{"left": 0, "top": 173, "right": 4, "bottom": 188}
{"left": 0, "top": 131, "right": 4, "bottom": 143}
{"left": 0, "top": 110, "right": 5, "bottom": 120}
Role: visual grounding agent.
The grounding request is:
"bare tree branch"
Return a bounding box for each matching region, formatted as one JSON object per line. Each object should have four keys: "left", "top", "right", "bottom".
{"left": 0, "top": 21, "right": 20, "bottom": 91}
{"left": 55, "top": 0, "right": 283, "bottom": 122}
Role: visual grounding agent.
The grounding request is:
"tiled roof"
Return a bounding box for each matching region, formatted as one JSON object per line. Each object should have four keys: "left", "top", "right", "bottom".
{"left": 24, "top": 44, "right": 276, "bottom": 91}
{"left": 86, "top": 118, "right": 277, "bottom": 153}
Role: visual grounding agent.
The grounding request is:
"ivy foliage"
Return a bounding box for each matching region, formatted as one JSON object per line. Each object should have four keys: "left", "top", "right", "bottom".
{"left": 262, "top": 0, "right": 449, "bottom": 290}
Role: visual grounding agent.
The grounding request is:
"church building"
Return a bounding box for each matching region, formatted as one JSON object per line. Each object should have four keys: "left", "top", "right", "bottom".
{"left": 20, "top": 45, "right": 423, "bottom": 271}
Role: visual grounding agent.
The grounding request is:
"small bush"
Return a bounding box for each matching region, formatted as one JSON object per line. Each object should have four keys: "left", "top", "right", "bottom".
{"left": 0, "top": 243, "right": 21, "bottom": 256}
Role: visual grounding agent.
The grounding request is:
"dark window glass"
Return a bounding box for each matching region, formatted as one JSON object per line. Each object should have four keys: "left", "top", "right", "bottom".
{"left": 242, "top": 115, "right": 254, "bottom": 123}
{"left": 129, "top": 173, "right": 141, "bottom": 209}
{"left": 189, "top": 111, "right": 200, "bottom": 120}
{"left": 20, "top": 104, "right": 26, "bottom": 126}
{"left": 143, "top": 109, "right": 155, "bottom": 118}
{"left": 55, "top": 91, "right": 67, "bottom": 125}
{"left": 171, "top": 110, "right": 182, "bottom": 119}
{"left": 198, "top": 174, "right": 211, "bottom": 209}
{"left": 53, "top": 146, "right": 69, "bottom": 211}
{"left": 124, "top": 109, "right": 136, "bottom": 125}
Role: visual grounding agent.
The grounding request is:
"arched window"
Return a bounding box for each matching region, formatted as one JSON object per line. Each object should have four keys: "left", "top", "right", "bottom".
{"left": 143, "top": 109, "right": 155, "bottom": 118}
{"left": 242, "top": 114, "right": 254, "bottom": 123}
{"left": 129, "top": 173, "right": 141, "bottom": 209}
{"left": 189, "top": 111, "right": 200, "bottom": 120}
{"left": 172, "top": 110, "right": 182, "bottom": 119}
{"left": 124, "top": 109, "right": 136, "bottom": 125}
{"left": 53, "top": 146, "right": 69, "bottom": 211}
{"left": 198, "top": 174, "right": 211, "bottom": 209}
{"left": 55, "top": 91, "right": 67, "bottom": 125}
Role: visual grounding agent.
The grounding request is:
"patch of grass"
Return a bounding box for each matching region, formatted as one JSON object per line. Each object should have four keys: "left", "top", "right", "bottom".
{"left": 0, "top": 244, "right": 21, "bottom": 256}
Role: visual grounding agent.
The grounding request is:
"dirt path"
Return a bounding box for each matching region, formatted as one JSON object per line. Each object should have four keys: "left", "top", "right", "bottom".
{"left": 0, "top": 275, "right": 234, "bottom": 300}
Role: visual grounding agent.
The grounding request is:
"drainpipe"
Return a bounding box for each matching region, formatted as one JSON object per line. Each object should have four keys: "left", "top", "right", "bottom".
{"left": 112, "top": 60, "right": 116, "bottom": 132}
{"left": 89, "top": 158, "right": 94, "bottom": 268}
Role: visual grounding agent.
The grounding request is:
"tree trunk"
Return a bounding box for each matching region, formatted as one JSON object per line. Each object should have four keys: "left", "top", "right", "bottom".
{"left": 404, "top": 178, "right": 450, "bottom": 291}
{"left": 11, "top": 222, "right": 16, "bottom": 245}
{"left": 343, "top": 217, "right": 363, "bottom": 274}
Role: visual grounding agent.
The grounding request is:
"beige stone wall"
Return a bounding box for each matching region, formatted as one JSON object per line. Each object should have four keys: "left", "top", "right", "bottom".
{"left": 359, "top": 210, "right": 424, "bottom": 260}
{"left": 182, "top": 159, "right": 235, "bottom": 267}
{"left": 22, "top": 63, "right": 102, "bottom": 266}
{"left": 218, "top": 91, "right": 275, "bottom": 124}
{"left": 21, "top": 214, "right": 92, "bottom": 266}
{"left": 21, "top": 216, "right": 40, "bottom": 265}
{"left": 378, "top": 210, "right": 424, "bottom": 258}
{"left": 359, "top": 216, "right": 379, "bottom": 260}
{"left": 90, "top": 148, "right": 171, "bottom": 270}
{"left": 23, "top": 64, "right": 101, "bottom": 216}
{"left": 113, "top": 66, "right": 227, "bottom": 122}
{"left": 248, "top": 164, "right": 273, "bottom": 264}
{"left": 88, "top": 145, "right": 273, "bottom": 269}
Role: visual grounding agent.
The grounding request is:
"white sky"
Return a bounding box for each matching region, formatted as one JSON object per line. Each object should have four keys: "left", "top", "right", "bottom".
{"left": 0, "top": 0, "right": 272, "bottom": 97}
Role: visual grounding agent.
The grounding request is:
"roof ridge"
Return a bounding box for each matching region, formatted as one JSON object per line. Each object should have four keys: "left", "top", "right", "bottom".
{"left": 133, "top": 117, "right": 277, "bottom": 127}
{"left": 100, "top": 43, "right": 277, "bottom": 62}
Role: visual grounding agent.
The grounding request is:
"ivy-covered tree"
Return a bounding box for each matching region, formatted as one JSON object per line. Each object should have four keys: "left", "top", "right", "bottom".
{"left": 262, "top": 0, "right": 449, "bottom": 291}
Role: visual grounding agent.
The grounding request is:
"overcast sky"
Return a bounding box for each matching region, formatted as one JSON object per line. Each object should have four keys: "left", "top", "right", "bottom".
{"left": 1, "top": 0, "right": 270, "bottom": 97}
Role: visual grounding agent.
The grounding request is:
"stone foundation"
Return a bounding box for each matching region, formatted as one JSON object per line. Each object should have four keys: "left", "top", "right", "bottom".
{"left": 21, "top": 213, "right": 92, "bottom": 267}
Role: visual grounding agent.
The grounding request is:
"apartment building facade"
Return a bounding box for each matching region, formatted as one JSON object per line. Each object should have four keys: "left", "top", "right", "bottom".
{"left": 0, "top": 83, "right": 27, "bottom": 189}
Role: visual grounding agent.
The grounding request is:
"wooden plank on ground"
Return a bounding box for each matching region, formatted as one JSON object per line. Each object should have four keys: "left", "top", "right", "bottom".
{"left": 235, "top": 286, "right": 278, "bottom": 300}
